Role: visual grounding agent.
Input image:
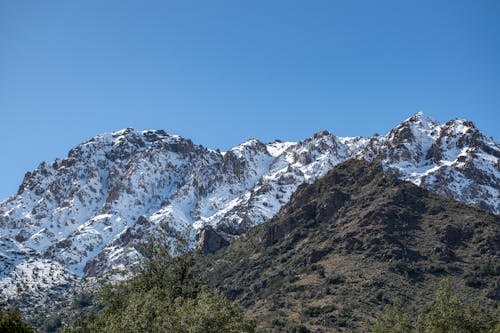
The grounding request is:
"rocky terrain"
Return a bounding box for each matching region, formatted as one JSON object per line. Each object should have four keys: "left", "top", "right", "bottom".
{"left": 201, "top": 159, "right": 500, "bottom": 332}
{"left": 0, "top": 112, "right": 498, "bottom": 312}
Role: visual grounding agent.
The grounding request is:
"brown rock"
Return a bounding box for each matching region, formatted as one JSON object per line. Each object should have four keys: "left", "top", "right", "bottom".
{"left": 197, "top": 226, "right": 229, "bottom": 254}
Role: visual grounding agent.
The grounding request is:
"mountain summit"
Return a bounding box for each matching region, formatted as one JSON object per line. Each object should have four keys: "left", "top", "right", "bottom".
{"left": 0, "top": 113, "right": 498, "bottom": 309}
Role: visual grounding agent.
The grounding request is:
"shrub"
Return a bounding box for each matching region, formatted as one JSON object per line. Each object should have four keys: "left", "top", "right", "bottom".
{"left": 62, "top": 225, "right": 255, "bottom": 333}
{"left": 372, "top": 298, "right": 413, "bottom": 333}
{"left": 372, "top": 279, "right": 499, "bottom": 333}
{"left": 0, "top": 305, "right": 35, "bottom": 333}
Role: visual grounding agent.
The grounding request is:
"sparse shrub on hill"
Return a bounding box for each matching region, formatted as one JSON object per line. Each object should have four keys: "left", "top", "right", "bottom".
{"left": 61, "top": 225, "right": 255, "bottom": 333}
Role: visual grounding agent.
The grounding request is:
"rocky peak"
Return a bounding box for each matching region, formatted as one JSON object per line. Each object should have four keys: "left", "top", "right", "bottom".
{"left": 442, "top": 118, "right": 477, "bottom": 135}
{"left": 231, "top": 139, "right": 269, "bottom": 157}
{"left": 437, "top": 119, "right": 476, "bottom": 145}
{"left": 219, "top": 139, "right": 271, "bottom": 180}
{"left": 311, "top": 129, "right": 333, "bottom": 140}
{"left": 388, "top": 112, "right": 438, "bottom": 148}
{"left": 439, "top": 119, "right": 500, "bottom": 160}
{"left": 405, "top": 111, "right": 439, "bottom": 130}
{"left": 292, "top": 130, "right": 340, "bottom": 165}
{"left": 1, "top": 115, "right": 499, "bottom": 313}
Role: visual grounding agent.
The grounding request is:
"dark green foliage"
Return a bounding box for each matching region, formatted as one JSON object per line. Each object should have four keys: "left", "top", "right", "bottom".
{"left": 41, "top": 316, "right": 62, "bottom": 333}
{"left": 372, "top": 279, "right": 500, "bottom": 333}
{"left": 372, "top": 299, "right": 413, "bottom": 333}
{"left": 62, "top": 226, "right": 255, "bottom": 333}
{"left": 421, "top": 279, "right": 496, "bottom": 333}
{"left": 0, "top": 304, "right": 34, "bottom": 333}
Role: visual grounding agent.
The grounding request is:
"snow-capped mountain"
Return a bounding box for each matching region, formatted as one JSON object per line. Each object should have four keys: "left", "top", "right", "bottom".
{"left": 1, "top": 113, "right": 499, "bottom": 305}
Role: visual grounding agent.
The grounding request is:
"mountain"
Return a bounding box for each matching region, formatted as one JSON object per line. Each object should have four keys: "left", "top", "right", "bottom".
{"left": 0, "top": 113, "right": 498, "bottom": 310}
{"left": 201, "top": 159, "right": 500, "bottom": 332}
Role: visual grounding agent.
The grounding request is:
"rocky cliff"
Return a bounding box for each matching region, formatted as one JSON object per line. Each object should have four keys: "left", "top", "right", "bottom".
{"left": 0, "top": 113, "right": 498, "bottom": 309}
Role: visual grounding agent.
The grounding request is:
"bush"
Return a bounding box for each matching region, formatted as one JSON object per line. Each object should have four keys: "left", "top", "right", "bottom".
{"left": 326, "top": 274, "right": 344, "bottom": 285}
{"left": 372, "top": 279, "right": 499, "bottom": 333}
{"left": 421, "top": 279, "right": 495, "bottom": 333}
{"left": 0, "top": 305, "right": 35, "bottom": 333}
{"left": 372, "top": 298, "right": 413, "bottom": 333}
{"left": 62, "top": 225, "right": 255, "bottom": 333}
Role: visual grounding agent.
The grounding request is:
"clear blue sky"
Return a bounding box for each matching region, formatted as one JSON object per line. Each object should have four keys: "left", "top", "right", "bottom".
{"left": 1, "top": 0, "right": 499, "bottom": 200}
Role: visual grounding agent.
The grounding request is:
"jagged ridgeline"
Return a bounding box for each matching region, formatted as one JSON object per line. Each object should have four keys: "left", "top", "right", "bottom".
{"left": 201, "top": 159, "right": 500, "bottom": 332}
{"left": 0, "top": 113, "right": 499, "bottom": 326}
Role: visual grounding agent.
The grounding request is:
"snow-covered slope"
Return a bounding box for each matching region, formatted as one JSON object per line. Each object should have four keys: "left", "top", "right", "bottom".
{"left": 1, "top": 113, "right": 499, "bottom": 305}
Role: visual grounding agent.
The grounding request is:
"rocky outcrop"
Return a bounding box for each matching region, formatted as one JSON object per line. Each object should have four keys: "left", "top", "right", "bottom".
{"left": 197, "top": 226, "right": 229, "bottom": 254}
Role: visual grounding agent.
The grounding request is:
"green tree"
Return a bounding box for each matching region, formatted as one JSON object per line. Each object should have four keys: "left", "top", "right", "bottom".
{"left": 0, "top": 304, "right": 35, "bottom": 333}
{"left": 372, "top": 279, "right": 498, "bottom": 333}
{"left": 372, "top": 298, "right": 414, "bottom": 333}
{"left": 493, "top": 312, "right": 500, "bottom": 333}
{"left": 62, "top": 225, "right": 255, "bottom": 333}
{"left": 421, "top": 278, "right": 494, "bottom": 333}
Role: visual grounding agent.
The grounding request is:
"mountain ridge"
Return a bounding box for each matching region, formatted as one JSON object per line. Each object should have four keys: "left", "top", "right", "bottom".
{"left": 0, "top": 112, "right": 498, "bottom": 311}
{"left": 201, "top": 159, "right": 500, "bottom": 332}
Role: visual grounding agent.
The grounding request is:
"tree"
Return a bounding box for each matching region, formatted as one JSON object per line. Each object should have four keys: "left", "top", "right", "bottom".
{"left": 421, "top": 278, "right": 495, "bottom": 333}
{"left": 0, "top": 304, "right": 35, "bottom": 333}
{"left": 62, "top": 225, "right": 255, "bottom": 333}
{"left": 372, "top": 298, "right": 414, "bottom": 333}
{"left": 372, "top": 278, "right": 498, "bottom": 333}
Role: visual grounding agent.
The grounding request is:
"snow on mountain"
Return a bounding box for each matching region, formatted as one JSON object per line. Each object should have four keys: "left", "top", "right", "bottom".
{"left": 0, "top": 113, "right": 498, "bottom": 305}
{"left": 360, "top": 113, "right": 499, "bottom": 213}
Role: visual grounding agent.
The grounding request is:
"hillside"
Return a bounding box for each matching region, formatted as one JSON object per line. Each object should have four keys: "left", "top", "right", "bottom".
{"left": 1, "top": 113, "right": 498, "bottom": 315}
{"left": 201, "top": 159, "right": 500, "bottom": 332}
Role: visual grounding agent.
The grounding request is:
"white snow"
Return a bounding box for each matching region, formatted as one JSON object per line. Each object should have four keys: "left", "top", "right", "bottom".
{"left": 1, "top": 114, "right": 498, "bottom": 302}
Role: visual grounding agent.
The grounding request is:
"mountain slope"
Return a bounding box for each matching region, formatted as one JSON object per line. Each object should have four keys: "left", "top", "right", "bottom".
{"left": 201, "top": 159, "right": 500, "bottom": 332}
{"left": 0, "top": 113, "right": 498, "bottom": 308}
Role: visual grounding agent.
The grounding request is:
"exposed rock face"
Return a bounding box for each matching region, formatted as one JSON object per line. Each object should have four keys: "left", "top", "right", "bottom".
{"left": 197, "top": 226, "right": 229, "bottom": 254}
{"left": 201, "top": 159, "right": 500, "bottom": 332}
{"left": 0, "top": 113, "right": 498, "bottom": 307}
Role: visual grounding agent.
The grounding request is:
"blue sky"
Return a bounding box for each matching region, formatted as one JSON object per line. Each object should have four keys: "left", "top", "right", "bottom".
{"left": 1, "top": 0, "right": 499, "bottom": 200}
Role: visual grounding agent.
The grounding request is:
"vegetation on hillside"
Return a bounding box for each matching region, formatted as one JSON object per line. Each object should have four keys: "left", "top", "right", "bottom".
{"left": 60, "top": 226, "right": 255, "bottom": 333}
{"left": 14, "top": 160, "right": 500, "bottom": 333}
{"left": 201, "top": 160, "right": 500, "bottom": 332}
{"left": 0, "top": 304, "right": 34, "bottom": 333}
{"left": 373, "top": 278, "right": 499, "bottom": 333}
